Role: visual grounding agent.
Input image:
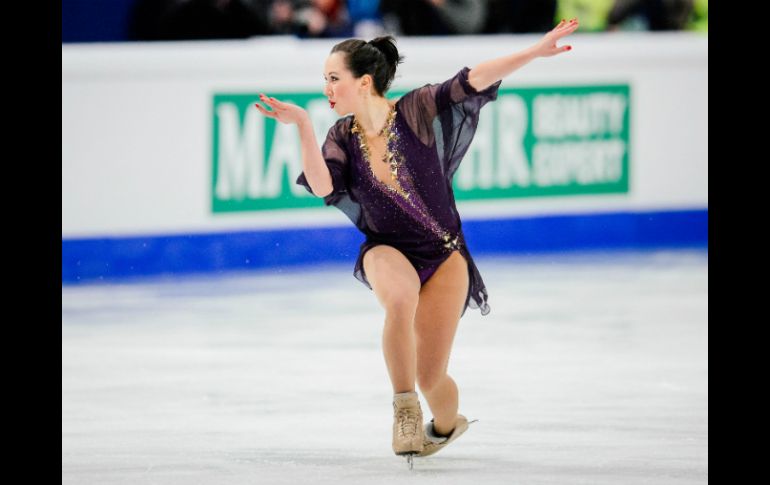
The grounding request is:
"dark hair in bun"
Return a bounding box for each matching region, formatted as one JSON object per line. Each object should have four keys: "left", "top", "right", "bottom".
{"left": 330, "top": 35, "right": 405, "bottom": 96}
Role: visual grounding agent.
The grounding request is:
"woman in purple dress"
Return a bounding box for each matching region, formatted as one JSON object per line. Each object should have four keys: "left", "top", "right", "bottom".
{"left": 255, "top": 18, "right": 579, "bottom": 465}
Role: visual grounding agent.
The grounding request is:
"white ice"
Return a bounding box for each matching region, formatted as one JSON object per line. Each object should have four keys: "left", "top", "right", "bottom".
{"left": 62, "top": 248, "right": 708, "bottom": 484}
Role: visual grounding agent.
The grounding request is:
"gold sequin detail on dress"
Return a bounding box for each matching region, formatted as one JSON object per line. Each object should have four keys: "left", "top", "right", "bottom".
{"left": 351, "top": 105, "right": 462, "bottom": 252}
{"left": 351, "top": 106, "right": 409, "bottom": 199}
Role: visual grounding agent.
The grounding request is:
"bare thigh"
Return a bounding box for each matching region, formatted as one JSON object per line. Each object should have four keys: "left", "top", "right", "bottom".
{"left": 413, "top": 250, "right": 469, "bottom": 390}
{"left": 362, "top": 245, "right": 421, "bottom": 318}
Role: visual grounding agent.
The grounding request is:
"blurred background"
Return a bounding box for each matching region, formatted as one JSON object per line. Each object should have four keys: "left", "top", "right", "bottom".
{"left": 62, "top": 2, "right": 707, "bottom": 484}
{"left": 62, "top": 0, "right": 708, "bottom": 43}
{"left": 62, "top": 0, "right": 707, "bottom": 283}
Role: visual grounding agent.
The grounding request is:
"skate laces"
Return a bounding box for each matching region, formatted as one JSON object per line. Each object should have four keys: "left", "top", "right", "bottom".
{"left": 396, "top": 407, "right": 421, "bottom": 438}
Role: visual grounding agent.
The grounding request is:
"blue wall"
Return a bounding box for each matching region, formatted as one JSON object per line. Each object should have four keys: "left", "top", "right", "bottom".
{"left": 62, "top": 208, "right": 708, "bottom": 284}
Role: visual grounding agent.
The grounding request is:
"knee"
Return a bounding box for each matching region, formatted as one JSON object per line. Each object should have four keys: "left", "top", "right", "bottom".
{"left": 383, "top": 292, "right": 419, "bottom": 325}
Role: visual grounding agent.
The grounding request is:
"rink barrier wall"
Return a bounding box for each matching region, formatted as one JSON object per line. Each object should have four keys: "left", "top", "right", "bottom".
{"left": 63, "top": 34, "right": 707, "bottom": 238}
{"left": 62, "top": 208, "right": 707, "bottom": 284}
{"left": 62, "top": 34, "right": 708, "bottom": 283}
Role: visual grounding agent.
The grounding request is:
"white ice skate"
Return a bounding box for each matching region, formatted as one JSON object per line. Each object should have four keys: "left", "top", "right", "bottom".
{"left": 391, "top": 391, "right": 424, "bottom": 470}
{"left": 416, "top": 414, "right": 478, "bottom": 458}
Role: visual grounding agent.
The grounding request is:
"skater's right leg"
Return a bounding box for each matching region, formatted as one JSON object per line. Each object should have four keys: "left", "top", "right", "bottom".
{"left": 363, "top": 245, "right": 425, "bottom": 458}
{"left": 362, "top": 245, "right": 421, "bottom": 393}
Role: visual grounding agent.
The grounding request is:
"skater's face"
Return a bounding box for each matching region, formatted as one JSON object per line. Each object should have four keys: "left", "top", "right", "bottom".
{"left": 323, "top": 52, "right": 376, "bottom": 115}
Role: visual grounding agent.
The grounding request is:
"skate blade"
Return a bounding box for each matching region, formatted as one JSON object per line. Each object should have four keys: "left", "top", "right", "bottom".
{"left": 397, "top": 452, "right": 417, "bottom": 470}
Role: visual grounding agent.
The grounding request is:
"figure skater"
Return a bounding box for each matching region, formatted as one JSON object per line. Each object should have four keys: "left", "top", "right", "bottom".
{"left": 254, "top": 18, "right": 579, "bottom": 468}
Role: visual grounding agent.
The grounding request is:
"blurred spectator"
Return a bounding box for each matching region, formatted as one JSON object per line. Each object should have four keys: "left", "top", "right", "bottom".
{"left": 130, "top": 0, "right": 272, "bottom": 40}
{"left": 684, "top": 0, "right": 707, "bottom": 32}
{"left": 482, "top": 0, "right": 558, "bottom": 34}
{"left": 269, "top": 0, "right": 354, "bottom": 37}
{"left": 556, "top": 0, "right": 614, "bottom": 32}
{"left": 606, "top": 0, "right": 695, "bottom": 31}
{"left": 347, "top": 0, "right": 388, "bottom": 38}
{"left": 79, "top": 0, "right": 708, "bottom": 44}
{"left": 380, "top": 0, "right": 487, "bottom": 35}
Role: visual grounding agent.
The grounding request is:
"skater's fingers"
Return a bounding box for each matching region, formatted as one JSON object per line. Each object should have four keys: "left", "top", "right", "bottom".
{"left": 254, "top": 102, "right": 276, "bottom": 118}
{"left": 259, "top": 93, "right": 273, "bottom": 107}
{"left": 270, "top": 99, "right": 287, "bottom": 111}
{"left": 551, "top": 18, "right": 578, "bottom": 35}
{"left": 559, "top": 19, "right": 579, "bottom": 34}
{"left": 260, "top": 93, "right": 285, "bottom": 110}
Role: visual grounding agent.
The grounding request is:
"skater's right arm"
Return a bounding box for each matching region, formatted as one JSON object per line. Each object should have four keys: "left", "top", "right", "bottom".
{"left": 297, "top": 117, "right": 334, "bottom": 198}
{"left": 255, "top": 93, "right": 333, "bottom": 198}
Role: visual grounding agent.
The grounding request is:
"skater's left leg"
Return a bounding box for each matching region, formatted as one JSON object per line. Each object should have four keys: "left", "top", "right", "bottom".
{"left": 414, "top": 250, "right": 469, "bottom": 437}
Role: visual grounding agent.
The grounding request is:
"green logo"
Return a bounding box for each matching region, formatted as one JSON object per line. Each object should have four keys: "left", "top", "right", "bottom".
{"left": 212, "top": 85, "right": 629, "bottom": 213}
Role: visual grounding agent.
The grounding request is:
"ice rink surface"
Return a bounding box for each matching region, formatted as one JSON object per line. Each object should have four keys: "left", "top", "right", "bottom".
{"left": 62, "top": 248, "right": 708, "bottom": 484}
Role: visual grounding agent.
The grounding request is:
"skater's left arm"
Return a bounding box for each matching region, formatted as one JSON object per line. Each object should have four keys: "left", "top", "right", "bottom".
{"left": 467, "top": 18, "right": 580, "bottom": 92}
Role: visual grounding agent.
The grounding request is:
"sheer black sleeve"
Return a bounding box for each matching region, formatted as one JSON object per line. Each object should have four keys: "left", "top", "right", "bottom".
{"left": 398, "top": 66, "right": 502, "bottom": 180}
{"left": 295, "top": 120, "right": 350, "bottom": 207}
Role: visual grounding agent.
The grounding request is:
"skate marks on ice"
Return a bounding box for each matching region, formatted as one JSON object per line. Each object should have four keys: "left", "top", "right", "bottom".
{"left": 62, "top": 249, "right": 708, "bottom": 484}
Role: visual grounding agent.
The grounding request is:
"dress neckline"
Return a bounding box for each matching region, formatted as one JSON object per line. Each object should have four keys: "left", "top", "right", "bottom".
{"left": 350, "top": 102, "right": 409, "bottom": 198}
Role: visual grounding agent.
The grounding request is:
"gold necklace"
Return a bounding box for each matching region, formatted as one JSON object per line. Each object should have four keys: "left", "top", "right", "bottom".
{"left": 351, "top": 106, "right": 410, "bottom": 198}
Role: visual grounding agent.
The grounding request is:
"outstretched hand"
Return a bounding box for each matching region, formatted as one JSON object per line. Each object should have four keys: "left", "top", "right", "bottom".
{"left": 532, "top": 18, "right": 579, "bottom": 58}
{"left": 254, "top": 93, "right": 308, "bottom": 125}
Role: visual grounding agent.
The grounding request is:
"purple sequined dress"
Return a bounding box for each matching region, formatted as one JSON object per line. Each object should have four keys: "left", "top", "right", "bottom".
{"left": 297, "top": 66, "right": 501, "bottom": 316}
